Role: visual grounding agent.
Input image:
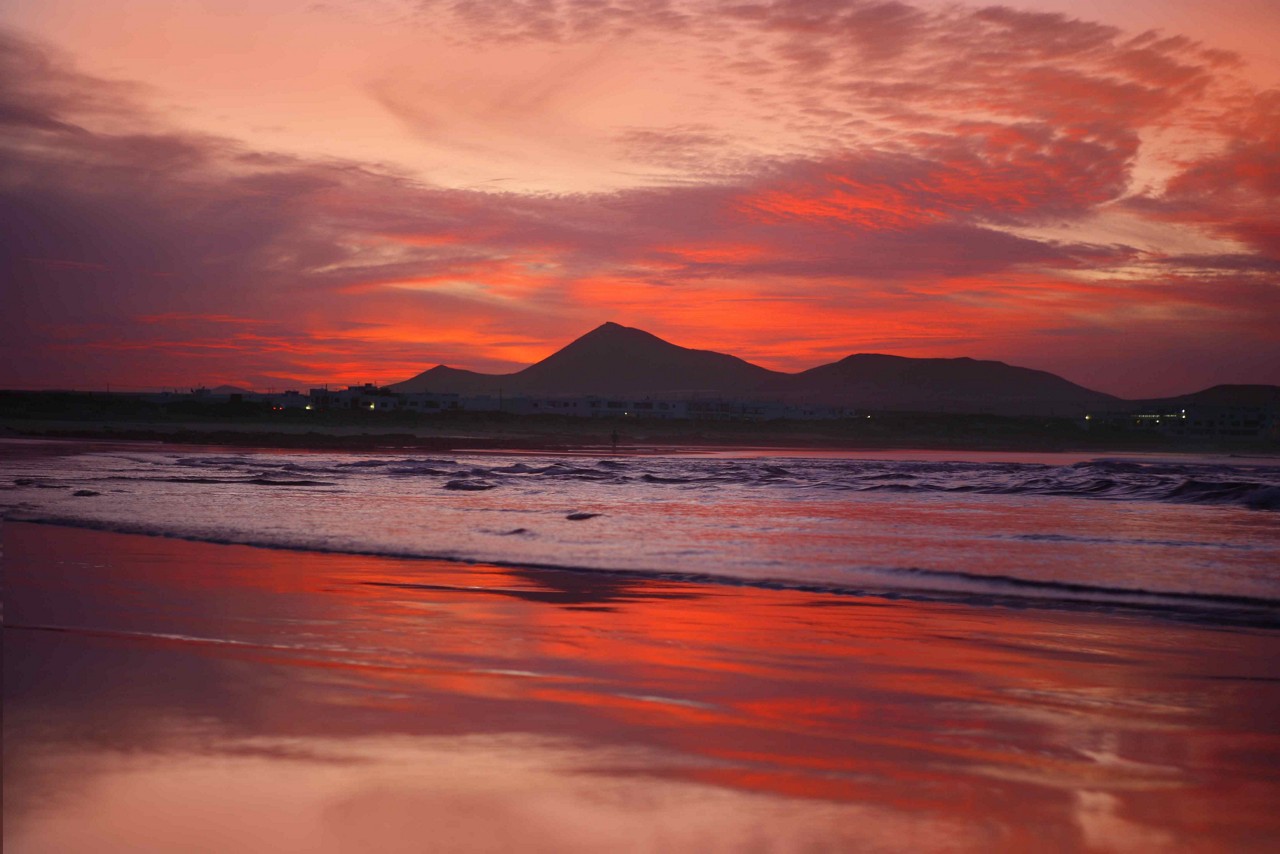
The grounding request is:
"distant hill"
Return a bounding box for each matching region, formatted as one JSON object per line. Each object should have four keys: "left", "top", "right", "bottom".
{"left": 1125, "top": 384, "right": 1280, "bottom": 411}
{"left": 772, "top": 353, "right": 1118, "bottom": 415}
{"left": 389, "top": 322, "right": 1257, "bottom": 417}
{"left": 393, "top": 322, "right": 775, "bottom": 397}
{"left": 393, "top": 365, "right": 505, "bottom": 396}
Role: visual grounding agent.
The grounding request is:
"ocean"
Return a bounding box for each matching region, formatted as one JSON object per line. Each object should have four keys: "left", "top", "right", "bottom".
{"left": 4, "top": 440, "right": 1278, "bottom": 624}
{"left": 4, "top": 438, "right": 1280, "bottom": 851}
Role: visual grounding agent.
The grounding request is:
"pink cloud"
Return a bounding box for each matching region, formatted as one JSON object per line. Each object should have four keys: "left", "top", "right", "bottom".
{"left": 2, "top": 8, "right": 1278, "bottom": 396}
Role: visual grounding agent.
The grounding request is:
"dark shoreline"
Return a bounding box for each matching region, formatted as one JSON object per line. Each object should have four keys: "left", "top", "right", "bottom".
{"left": 5, "top": 387, "right": 1276, "bottom": 454}
{"left": 6, "top": 418, "right": 1276, "bottom": 456}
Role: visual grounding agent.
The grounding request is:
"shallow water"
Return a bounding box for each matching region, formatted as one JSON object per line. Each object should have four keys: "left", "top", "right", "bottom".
{"left": 2, "top": 440, "right": 1278, "bottom": 623}
{"left": 5, "top": 523, "right": 1280, "bottom": 852}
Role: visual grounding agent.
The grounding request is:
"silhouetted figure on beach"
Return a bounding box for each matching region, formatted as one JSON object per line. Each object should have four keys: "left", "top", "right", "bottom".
{"left": 611, "top": 428, "right": 619, "bottom": 452}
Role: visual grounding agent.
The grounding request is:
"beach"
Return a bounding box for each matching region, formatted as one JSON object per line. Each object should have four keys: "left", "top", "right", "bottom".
{"left": 5, "top": 518, "right": 1280, "bottom": 852}
{"left": 4, "top": 438, "right": 1280, "bottom": 851}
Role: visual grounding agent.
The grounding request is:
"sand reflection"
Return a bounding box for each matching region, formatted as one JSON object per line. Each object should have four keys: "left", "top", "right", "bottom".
{"left": 5, "top": 522, "right": 1280, "bottom": 851}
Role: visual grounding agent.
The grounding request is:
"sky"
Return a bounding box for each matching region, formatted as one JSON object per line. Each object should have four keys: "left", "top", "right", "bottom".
{"left": 2, "top": 0, "right": 1277, "bottom": 398}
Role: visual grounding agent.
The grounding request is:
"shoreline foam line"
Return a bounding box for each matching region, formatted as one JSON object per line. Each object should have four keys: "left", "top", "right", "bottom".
{"left": 8, "top": 518, "right": 1279, "bottom": 630}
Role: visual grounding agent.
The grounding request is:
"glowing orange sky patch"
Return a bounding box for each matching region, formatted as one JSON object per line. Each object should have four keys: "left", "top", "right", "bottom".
{"left": 742, "top": 181, "right": 937, "bottom": 231}
{"left": 653, "top": 242, "right": 773, "bottom": 264}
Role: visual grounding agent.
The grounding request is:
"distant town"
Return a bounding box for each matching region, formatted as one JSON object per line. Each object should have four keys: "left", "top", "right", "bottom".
{"left": 150, "top": 384, "right": 858, "bottom": 422}
{"left": 113, "top": 382, "right": 1276, "bottom": 441}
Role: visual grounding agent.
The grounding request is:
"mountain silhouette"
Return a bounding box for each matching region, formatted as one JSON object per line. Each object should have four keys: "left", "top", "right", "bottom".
{"left": 1130, "top": 384, "right": 1280, "bottom": 410}
{"left": 392, "top": 322, "right": 1129, "bottom": 415}
{"left": 515, "top": 322, "right": 775, "bottom": 395}
{"left": 394, "top": 365, "right": 505, "bottom": 396}
{"left": 394, "top": 322, "right": 774, "bottom": 397}
{"left": 776, "top": 353, "right": 1115, "bottom": 413}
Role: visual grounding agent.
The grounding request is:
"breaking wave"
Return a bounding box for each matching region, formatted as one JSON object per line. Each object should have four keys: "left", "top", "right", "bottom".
{"left": 4, "top": 445, "right": 1278, "bottom": 627}
{"left": 7, "top": 514, "right": 1278, "bottom": 628}
{"left": 36, "top": 453, "right": 1280, "bottom": 509}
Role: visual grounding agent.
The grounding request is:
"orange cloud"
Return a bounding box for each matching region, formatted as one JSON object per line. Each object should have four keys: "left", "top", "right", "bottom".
{"left": 3, "top": 7, "right": 1278, "bottom": 397}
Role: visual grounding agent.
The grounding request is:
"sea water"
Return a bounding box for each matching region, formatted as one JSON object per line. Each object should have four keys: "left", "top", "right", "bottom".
{"left": 3, "top": 440, "right": 1277, "bottom": 625}
{"left": 6, "top": 438, "right": 1280, "bottom": 851}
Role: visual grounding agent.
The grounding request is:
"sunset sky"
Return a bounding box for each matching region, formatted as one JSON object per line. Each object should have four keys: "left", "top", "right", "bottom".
{"left": 3, "top": 0, "right": 1277, "bottom": 397}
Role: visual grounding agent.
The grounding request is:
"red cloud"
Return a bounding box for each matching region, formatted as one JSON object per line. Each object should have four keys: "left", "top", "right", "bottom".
{"left": 3, "top": 10, "right": 1278, "bottom": 396}
{"left": 1126, "top": 91, "right": 1280, "bottom": 259}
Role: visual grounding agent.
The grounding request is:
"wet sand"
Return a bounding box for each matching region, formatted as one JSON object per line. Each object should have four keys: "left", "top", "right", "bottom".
{"left": 4, "top": 521, "right": 1280, "bottom": 852}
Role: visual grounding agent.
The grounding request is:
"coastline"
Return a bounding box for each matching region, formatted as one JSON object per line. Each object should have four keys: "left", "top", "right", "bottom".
{"left": 5, "top": 415, "right": 1275, "bottom": 456}
{"left": 6, "top": 520, "right": 1280, "bottom": 851}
